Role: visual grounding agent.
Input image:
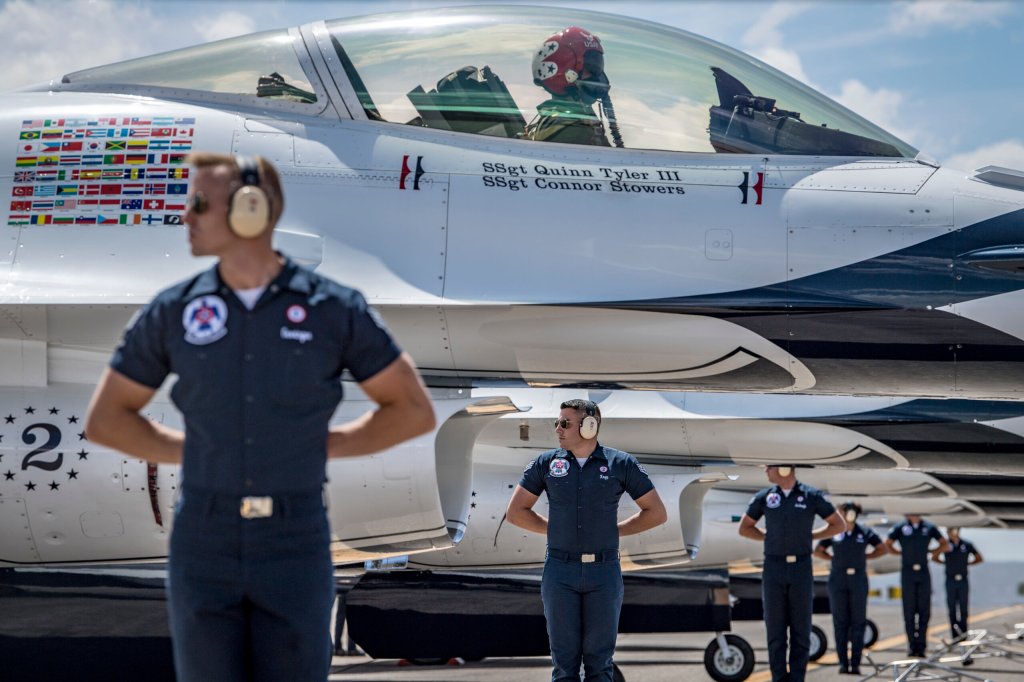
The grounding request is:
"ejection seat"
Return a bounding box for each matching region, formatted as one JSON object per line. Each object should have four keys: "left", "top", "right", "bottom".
{"left": 407, "top": 65, "right": 526, "bottom": 138}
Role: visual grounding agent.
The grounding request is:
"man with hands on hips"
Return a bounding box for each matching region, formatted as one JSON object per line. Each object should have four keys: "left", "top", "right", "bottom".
{"left": 506, "top": 399, "right": 667, "bottom": 682}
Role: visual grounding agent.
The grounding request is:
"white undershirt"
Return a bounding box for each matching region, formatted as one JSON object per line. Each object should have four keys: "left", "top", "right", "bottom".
{"left": 234, "top": 286, "right": 265, "bottom": 310}
{"left": 781, "top": 486, "right": 794, "bottom": 496}
{"left": 576, "top": 457, "right": 587, "bottom": 468}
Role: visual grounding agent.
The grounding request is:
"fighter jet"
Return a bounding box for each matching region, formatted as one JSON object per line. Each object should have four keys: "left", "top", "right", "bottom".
{"left": 1, "top": 5, "right": 1024, "bottom": 403}
{"left": 1, "top": 0, "right": 1021, "bottom": 581}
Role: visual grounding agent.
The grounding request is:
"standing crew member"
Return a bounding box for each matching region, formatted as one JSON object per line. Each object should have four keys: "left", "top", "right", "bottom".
{"left": 932, "top": 527, "right": 983, "bottom": 638}
{"left": 813, "top": 502, "right": 887, "bottom": 675}
{"left": 506, "top": 399, "right": 667, "bottom": 681}
{"left": 739, "top": 465, "right": 846, "bottom": 682}
{"left": 885, "top": 515, "right": 950, "bottom": 657}
{"left": 85, "top": 153, "right": 436, "bottom": 681}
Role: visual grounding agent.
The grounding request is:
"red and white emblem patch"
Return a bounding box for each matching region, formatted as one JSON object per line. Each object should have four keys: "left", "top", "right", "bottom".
{"left": 286, "top": 304, "right": 307, "bottom": 323}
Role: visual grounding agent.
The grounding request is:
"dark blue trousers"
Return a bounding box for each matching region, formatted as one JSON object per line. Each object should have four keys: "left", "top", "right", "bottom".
{"left": 541, "top": 555, "right": 624, "bottom": 682}
{"left": 828, "top": 571, "right": 868, "bottom": 669}
{"left": 901, "top": 569, "right": 931, "bottom": 653}
{"left": 763, "top": 555, "right": 813, "bottom": 682}
{"left": 167, "top": 490, "right": 334, "bottom": 681}
{"left": 945, "top": 576, "right": 969, "bottom": 637}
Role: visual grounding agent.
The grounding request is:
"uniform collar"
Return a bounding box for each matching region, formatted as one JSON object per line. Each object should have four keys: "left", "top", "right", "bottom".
{"left": 184, "top": 252, "right": 310, "bottom": 299}
{"left": 560, "top": 443, "right": 607, "bottom": 461}
{"left": 773, "top": 480, "right": 804, "bottom": 495}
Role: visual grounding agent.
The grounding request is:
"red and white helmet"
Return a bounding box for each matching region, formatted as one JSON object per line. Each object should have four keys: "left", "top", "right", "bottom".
{"left": 532, "top": 26, "right": 604, "bottom": 96}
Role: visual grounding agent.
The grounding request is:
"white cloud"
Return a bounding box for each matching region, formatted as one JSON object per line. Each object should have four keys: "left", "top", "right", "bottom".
{"left": 887, "top": 0, "right": 1012, "bottom": 35}
{"left": 0, "top": 0, "right": 156, "bottom": 91}
{"left": 943, "top": 140, "right": 1024, "bottom": 172}
{"left": 741, "top": 1, "right": 812, "bottom": 50}
{"left": 194, "top": 11, "right": 257, "bottom": 43}
{"left": 740, "top": 2, "right": 814, "bottom": 85}
{"left": 835, "top": 79, "right": 909, "bottom": 137}
{"left": 749, "top": 45, "right": 813, "bottom": 86}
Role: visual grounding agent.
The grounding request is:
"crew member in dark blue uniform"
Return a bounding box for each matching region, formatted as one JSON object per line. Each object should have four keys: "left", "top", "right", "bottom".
{"left": 885, "top": 515, "right": 950, "bottom": 657}
{"left": 814, "top": 502, "right": 887, "bottom": 675}
{"left": 506, "top": 399, "right": 667, "bottom": 681}
{"left": 932, "top": 527, "right": 983, "bottom": 638}
{"left": 85, "top": 153, "right": 435, "bottom": 681}
{"left": 739, "top": 465, "right": 845, "bottom": 682}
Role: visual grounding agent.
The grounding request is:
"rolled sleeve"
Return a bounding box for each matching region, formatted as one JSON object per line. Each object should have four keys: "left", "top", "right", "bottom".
{"left": 745, "top": 493, "right": 765, "bottom": 521}
{"left": 814, "top": 491, "right": 836, "bottom": 519}
{"left": 518, "top": 457, "right": 545, "bottom": 496}
{"left": 624, "top": 457, "right": 655, "bottom": 500}
{"left": 342, "top": 292, "right": 401, "bottom": 383}
{"left": 110, "top": 300, "right": 171, "bottom": 389}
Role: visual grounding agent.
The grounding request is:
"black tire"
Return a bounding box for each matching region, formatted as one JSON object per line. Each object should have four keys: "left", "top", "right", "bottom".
{"left": 809, "top": 624, "right": 827, "bottom": 662}
{"left": 864, "top": 619, "right": 879, "bottom": 648}
{"left": 612, "top": 662, "right": 625, "bottom": 682}
{"left": 404, "top": 658, "right": 449, "bottom": 665}
{"left": 704, "top": 634, "right": 756, "bottom": 682}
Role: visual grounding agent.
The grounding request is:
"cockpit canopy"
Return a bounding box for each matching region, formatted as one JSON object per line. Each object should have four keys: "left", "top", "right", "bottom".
{"left": 60, "top": 6, "right": 916, "bottom": 158}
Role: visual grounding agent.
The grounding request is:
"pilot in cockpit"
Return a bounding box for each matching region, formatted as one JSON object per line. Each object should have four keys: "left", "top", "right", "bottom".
{"left": 525, "top": 26, "right": 624, "bottom": 148}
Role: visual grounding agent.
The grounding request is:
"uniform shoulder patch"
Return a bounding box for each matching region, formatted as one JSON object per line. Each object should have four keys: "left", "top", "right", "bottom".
{"left": 523, "top": 460, "right": 535, "bottom": 473}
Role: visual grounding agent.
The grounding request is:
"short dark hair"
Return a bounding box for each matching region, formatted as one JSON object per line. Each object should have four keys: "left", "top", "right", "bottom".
{"left": 560, "top": 398, "right": 600, "bottom": 423}
{"left": 841, "top": 501, "right": 863, "bottom": 515}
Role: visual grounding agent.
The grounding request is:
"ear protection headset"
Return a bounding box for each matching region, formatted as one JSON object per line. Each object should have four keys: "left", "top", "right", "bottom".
{"left": 580, "top": 401, "right": 599, "bottom": 440}
{"left": 776, "top": 465, "right": 793, "bottom": 477}
{"left": 228, "top": 156, "right": 271, "bottom": 239}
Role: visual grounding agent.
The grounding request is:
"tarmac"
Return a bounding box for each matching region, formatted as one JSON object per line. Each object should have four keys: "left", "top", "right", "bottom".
{"left": 329, "top": 602, "right": 1024, "bottom": 681}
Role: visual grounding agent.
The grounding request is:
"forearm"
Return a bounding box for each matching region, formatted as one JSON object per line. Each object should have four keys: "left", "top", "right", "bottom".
{"left": 812, "top": 519, "right": 846, "bottom": 541}
{"left": 618, "top": 508, "right": 665, "bottom": 536}
{"left": 507, "top": 509, "right": 548, "bottom": 535}
{"left": 86, "top": 410, "right": 183, "bottom": 464}
{"left": 327, "top": 401, "right": 434, "bottom": 459}
{"left": 738, "top": 523, "right": 765, "bottom": 541}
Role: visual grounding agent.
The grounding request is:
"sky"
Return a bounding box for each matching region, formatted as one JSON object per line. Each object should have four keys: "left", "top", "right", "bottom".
{"left": 1, "top": 0, "right": 1022, "bottom": 560}
{"left": 1, "top": 0, "right": 1022, "bottom": 171}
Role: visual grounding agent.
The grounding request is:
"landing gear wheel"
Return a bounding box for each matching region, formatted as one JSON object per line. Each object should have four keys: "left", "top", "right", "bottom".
{"left": 704, "top": 634, "right": 755, "bottom": 682}
{"left": 809, "top": 624, "right": 827, "bottom": 662}
{"left": 405, "top": 658, "right": 449, "bottom": 665}
{"left": 864, "top": 619, "right": 879, "bottom": 648}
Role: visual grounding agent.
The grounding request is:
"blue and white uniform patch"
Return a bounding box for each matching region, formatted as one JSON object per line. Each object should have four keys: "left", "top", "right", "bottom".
{"left": 182, "top": 295, "right": 227, "bottom": 345}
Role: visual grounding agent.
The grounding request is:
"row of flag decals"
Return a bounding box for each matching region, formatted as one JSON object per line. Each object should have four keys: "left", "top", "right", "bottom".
{"left": 9, "top": 115, "right": 196, "bottom": 226}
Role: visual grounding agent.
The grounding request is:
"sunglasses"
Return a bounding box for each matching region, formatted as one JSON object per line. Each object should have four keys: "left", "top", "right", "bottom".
{"left": 188, "top": 192, "right": 208, "bottom": 215}
{"left": 553, "top": 419, "right": 574, "bottom": 429}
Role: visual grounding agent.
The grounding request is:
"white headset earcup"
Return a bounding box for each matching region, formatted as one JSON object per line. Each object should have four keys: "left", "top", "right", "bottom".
{"left": 229, "top": 185, "right": 270, "bottom": 238}
{"left": 580, "top": 415, "right": 598, "bottom": 440}
{"left": 777, "top": 466, "right": 793, "bottom": 477}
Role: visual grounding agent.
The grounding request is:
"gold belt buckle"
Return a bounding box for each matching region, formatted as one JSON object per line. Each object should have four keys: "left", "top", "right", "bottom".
{"left": 846, "top": 567, "right": 856, "bottom": 575}
{"left": 786, "top": 555, "right": 797, "bottom": 563}
{"left": 912, "top": 563, "right": 921, "bottom": 571}
{"left": 581, "top": 553, "right": 596, "bottom": 563}
{"left": 240, "top": 496, "right": 273, "bottom": 519}
{"left": 955, "top": 574, "right": 963, "bottom": 581}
